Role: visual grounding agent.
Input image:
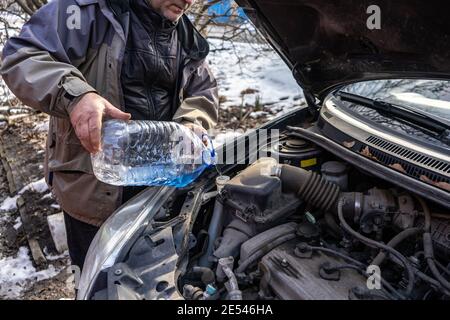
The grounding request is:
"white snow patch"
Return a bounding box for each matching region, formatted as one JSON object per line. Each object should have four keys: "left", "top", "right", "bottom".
{"left": 1, "top": 178, "right": 49, "bottom": 212}
{"left": 13, "top": 217, "right": 22, "bottom": 230}
{"left": 207, "top": 39, "right": 304, "bottom": 115}
{"left": 40, "top": 193, "right": 53, "bottom": 201}
{"left": 19, "top": 178, "right": 49, "bottom": 194}
{"left": 0, "top": 247, "right": 60, "bottom": 299}
{"left": 0, "top": 195, "right": 20, "bottom": 212}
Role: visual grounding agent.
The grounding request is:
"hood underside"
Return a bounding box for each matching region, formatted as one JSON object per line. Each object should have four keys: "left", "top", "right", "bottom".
{"left": 236, "top": 0, "right": 450, "bottom": 98}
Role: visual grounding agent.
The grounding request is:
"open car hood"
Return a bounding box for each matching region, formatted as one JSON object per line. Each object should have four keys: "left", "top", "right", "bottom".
{"left": 235, "top": 0, "right": 450, "bottom": 99}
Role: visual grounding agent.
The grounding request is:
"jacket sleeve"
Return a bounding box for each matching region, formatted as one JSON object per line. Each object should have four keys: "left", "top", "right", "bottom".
{"left": 172, "top": 60, "right": 219, "bottom": 130}
{"left": 0, "top": 0, "right": 97, "bottom": 119}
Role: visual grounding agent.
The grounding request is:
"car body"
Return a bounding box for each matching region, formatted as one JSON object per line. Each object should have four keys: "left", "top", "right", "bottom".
{"left": 78, "top": 0, "right": 450, "bottom": 300}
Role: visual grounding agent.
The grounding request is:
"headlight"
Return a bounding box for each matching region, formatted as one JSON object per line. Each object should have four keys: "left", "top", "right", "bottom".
{"left": 77, "top": 186, "right": 175, "bottom": 300}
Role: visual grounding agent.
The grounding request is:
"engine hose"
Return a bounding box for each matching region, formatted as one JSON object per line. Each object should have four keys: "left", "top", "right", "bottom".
{"left": 435, "top": 260, "right": 450, "bottom": 277}
{"left": 192, "top": 267, "right": 215, "bottom": 285}
{"left": 415, "top": 269, "right": 449, "bottom": 294}
{"left": 199, "top": 197, "right": 225, "bottom": 268}
{"left": 324, "top": 212, "right": 344, "bottom": 238}
{"left": 325, "top": 264, "right": 395, "bottom": 300}
{"left": 416, "top": 196, "right": 450, "bottom": 292}
{"left": 421, "top": 212, "right": 450, "bottom": 220}
{"left": 371, "top": 228, "right": 422, "bottom": 266}
{"left": 418, "top": 196, "right": 431, "bottom": 232}
{"left": 308, "top": 245, "right": 406, "bottom": 300}
{"left": 381, "top": 250, "right": 449, "bottom": 295}
{"left": 337, "top": 198, "right": 416, "bottom": 297}
{"left": 280, "top": 165, "right": 340, "bottom": 212}
{"left": 309, "top": 246, "right": 365, "bottom": 268}
{"left": 221, "top": 264, "right": 242, "bottom": 300}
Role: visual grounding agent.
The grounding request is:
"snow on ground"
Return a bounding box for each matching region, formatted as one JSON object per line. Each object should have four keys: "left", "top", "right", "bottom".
{"left": 207, "top": 38, "right": 303, "bottom": 145}
{"left": 0, "top": 195, "right": 21, "bottom": 212}
{"left": 212, "top": 130, "right": 245, "bottom": 147}
{"left": 13, "top": 217, "right": 22, "bottom": 230}
{"left": 0, "top": 176, "right": 57, "bottom": 299}
{"left": 0, "top": 247, "right": 60, "bottom": 299}
{"left": 0, "top": 178, "right": 48, "bottom": 212}
{"left": 41, "top": 193, "right": 53, "bottom": 201}
{"left": 20, "top": 178, "right": 49, "bottom": 194}
{"left": 207, "top": 38, "right": 303, "bottom": 118}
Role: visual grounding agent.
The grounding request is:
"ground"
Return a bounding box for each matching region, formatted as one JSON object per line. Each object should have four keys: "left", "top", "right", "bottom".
{"left": 0, "top": 113, "right": 75, "bottom": 300}
{"left": 0, "top": 39, "right": 303, "bottom": 300}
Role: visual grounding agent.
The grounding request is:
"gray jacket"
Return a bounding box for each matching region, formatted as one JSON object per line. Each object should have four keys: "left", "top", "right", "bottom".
{"left": 0, "top": 0, "right": 219, "bottom": 225}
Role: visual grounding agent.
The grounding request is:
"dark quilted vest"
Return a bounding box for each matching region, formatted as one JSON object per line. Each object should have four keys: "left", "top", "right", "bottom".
{"left": 121, "top": 0, "right": 179, "bottom": 120}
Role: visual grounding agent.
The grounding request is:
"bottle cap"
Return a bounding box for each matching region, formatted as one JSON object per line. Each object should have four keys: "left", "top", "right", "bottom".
{"left": 202, "top": 134, "right": 216, "bottom": 165}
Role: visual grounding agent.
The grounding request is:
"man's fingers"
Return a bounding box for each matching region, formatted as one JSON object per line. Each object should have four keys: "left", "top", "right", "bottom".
{"left": 104, "top": 101, "right": 131, "bottom": 120}
{"left": 68, "top": 93, "right": 124, "bottom": 153}
{"left": 88, "top": 116, "right": 102, "bottom": 153}
{"left": 76, "top": 120, "right": 94, "bottom": 153}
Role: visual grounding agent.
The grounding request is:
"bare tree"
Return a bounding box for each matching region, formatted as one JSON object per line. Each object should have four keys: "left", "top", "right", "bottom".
{"left": 189, "top": 0, "right": 271, "bottom": 75}
{"left": 0, "top": 1, "right": 30, "bottom": 110}
{"left": 191, "top": 0, "right": 248, "bottom": 39}
{"left": 14, "top": 0, "right": 47, "bottom": 15}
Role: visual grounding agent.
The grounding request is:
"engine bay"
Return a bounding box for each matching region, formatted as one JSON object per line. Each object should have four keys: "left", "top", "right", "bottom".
{"left": 91, "top": 127, "right": 450, "bottom": 300}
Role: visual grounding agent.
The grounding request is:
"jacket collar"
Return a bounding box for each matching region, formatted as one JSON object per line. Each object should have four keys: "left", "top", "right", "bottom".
{"left": 176, "top": 15, "right": 209, "bottom": 61}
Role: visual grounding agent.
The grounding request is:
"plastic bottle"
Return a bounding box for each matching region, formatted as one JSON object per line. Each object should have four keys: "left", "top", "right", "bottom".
{"left": 91, "top": 120, "right": 215, "bottom": 187}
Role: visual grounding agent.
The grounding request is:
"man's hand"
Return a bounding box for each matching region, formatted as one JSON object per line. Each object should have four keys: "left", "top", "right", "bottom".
{"left": 69, "top": 92, "right": 131, "bottom": 153}
{"left": 183, "top": 122, "right": 209, "bottom": 146}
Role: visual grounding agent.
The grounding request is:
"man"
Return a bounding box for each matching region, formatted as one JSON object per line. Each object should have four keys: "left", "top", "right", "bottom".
{"left": 0, "top": 0, "right": 218, "bottom": 270}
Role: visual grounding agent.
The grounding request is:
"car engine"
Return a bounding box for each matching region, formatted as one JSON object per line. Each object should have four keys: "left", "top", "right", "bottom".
{"left": 176, "top": 148, "right": 450, "bottom": 300}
